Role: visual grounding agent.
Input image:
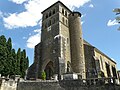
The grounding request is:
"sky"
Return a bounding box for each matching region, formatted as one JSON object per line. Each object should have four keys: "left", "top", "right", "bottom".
{"left": 0, "top": 0, "right": 120, "bottom": 70}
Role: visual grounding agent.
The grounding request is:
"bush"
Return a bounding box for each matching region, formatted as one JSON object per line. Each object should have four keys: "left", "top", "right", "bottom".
{"left": 42, "top": 71, "right": 46, "bottom": 80}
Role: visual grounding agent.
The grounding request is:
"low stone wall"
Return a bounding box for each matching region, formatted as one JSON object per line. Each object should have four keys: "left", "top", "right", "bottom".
{"left": 60, "top": 79, "right": 120, "bottom": 90}
{"left": 17, "top": 78, "right": 120, "bottom": 90}
{"left": 1, "top": 77, "right": 120, "bottom": 90}
{"left": 0, "top": 78, "right": 17, "bottom": 90}
{"left": 17, "top": 80, "right": 64, "bottom": 90}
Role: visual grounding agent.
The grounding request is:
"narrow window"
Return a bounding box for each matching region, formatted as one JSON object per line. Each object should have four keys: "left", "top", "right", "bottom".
{"left": 49, "top": 11, "right": 51, "bottom": 17}
{"left": 65, "top": 11, "right": 67, "bottom": 17}
{"left": 46, "top": 13, "right": 48, "bottom": 19}
{"left": 66, "top": 20, "right": 68, "bottom": 25}
{"left": 48, "top": 20, "right": 51, "bottom": 26}
{"left": 53, "top": 9, "right": 55, "bottom": 14}
{"left": 62, "top": 8, "right": 64, "bottom": 15}
{"left": 62, "top": 17, "right": 64, "bottom": 23}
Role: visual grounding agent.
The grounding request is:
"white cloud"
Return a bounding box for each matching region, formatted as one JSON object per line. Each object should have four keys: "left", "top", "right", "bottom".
{"left": 3, "top": 0, "right": 91, "bottom": 29}
{"left": 81, "top": 21, "right": 85, "bottom": 25}
{"left": 9, "top": 0, "right": 27, "bottom": 4}
{"left": 26, "top": 29, "right": 41, "bottom": 48}
{"left": 107, "top": 19, "right": 118, "bottom": 26}
{"left": 89, "top": 4, "right": 94, "bottom": 8}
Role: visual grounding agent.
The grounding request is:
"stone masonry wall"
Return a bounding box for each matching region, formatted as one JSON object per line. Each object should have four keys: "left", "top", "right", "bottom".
{"left": 17, "top": 78, "right": 120, "bottom": 90}
{"left": 0, "top": 78, "right": 17, "bottom": 90}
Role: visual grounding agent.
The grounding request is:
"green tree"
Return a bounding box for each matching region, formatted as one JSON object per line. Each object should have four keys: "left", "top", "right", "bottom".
{"left": 20, "top": 50, "right": 29, "bottom": 78}
{"left": 0, "top": 35, "right": 29, "bottom": 78}
{"left": 16, "top": 48, "right": 21, "bottom": 75}
{"left": 0, "top": 35, "right": 8, "bottom": 76}
{"left": 0, "top": 35, "right": 7, "bottom": 47}
{"left": 113, "top": 8, "right": 120, "bottom": 30}
{"left": 6, "top": 38, "right": 12, "bottom": 52}
{"left": 11, "top": 49, "right": 17, "bottom": 75}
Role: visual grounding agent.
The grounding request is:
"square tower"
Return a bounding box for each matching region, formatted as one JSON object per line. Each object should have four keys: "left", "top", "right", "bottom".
{"left": 41, "top": 1, "right": 72, "bottom": 79}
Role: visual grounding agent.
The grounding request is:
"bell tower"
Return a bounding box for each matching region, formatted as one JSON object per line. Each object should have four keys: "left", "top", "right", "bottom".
{"left": 41, "top": 1, "right": 71, "bottom": 79}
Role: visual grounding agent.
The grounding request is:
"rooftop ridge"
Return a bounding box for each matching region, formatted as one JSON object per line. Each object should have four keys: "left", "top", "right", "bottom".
{"left": 41, "top": 1, "right": 72, "bottom": 14}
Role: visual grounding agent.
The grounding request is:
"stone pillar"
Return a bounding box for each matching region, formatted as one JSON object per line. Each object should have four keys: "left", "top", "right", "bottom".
{"left": 69, "top": 12, "right": 86, "bottom": 79}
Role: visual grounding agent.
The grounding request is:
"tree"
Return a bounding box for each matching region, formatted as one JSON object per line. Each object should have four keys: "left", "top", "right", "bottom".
{"left": 0, "top": 35, "right": 29, "bottom": 78}
{"left": 6, "top": 38, "right": 12, "bottom": 52}
{"left": 20, "top": 49, "right": 29, "bottom": 78}
{"left": 0, "top": 35, "right": 7, "bottom": 47}
{"left": 0, "top": 35, "right": 8, "bottom": 76}
{"left": 113, "top": 8, "right": 120, "bottom": 30}
{"left": 11, "top": 49, "right": 17, "bottom": 75}
{"left": 16, "top": 48, "right": 21, "bottom": 75}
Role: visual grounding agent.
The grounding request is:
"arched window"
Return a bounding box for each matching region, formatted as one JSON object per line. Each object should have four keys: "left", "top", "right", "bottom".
{"left": 53, "top": 9, "right": 55, "bottom": 14}
{"left": 66, "top": 20, "right": 68, "bottom": 25}
{"left": 65, "top": 11, "right": 67, "bottom": 17}
{"left": 49, "top": 11, "right": 51, "bottom": 17}
{"left": 62, "top": 8, "right": 64, "bottom": 15}
{"left": 62, "top": 17, "right": 64, "bottom": 23}
{"left": 46, "top": 13, "right": 48, "bottom": 19}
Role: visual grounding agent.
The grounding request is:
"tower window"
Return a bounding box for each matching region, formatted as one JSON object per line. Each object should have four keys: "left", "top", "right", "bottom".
{"left": 46, "top": 13, "right": 48, "bottom": 19}
{"left": 62, "top": 8, "right": 64, "bottom": 15}
{"left": 49, "top": 11, "right": 51, "bottom": 17}
{"left": 66, "top": 20, "right": 68, "bottom": 25}
{"left": 53, "top": 9, "right": 55, "bottom": 14}
{"left": 62, "top": 17, "right": 64, "bottom": 23}
{"left": 65, "top": 11, "right": 67, "bottom": 17}
{"left": 48, "top": 20, "right": 51, "bottom": 26}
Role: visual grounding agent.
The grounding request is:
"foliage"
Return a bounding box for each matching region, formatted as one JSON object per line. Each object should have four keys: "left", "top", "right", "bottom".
{"left": 0, "top": 35, "right": 29, "bottom": 78}
{"left": 42, "top": 71, "right": 46, "bottom": 80}
{"left": 113, "top": 8, "right": 120, "bottom": 30}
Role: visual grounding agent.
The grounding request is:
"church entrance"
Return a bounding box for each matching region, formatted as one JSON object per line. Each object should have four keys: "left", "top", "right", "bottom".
{"left": 45, "top": 61, "right": 54, "bottom": 80}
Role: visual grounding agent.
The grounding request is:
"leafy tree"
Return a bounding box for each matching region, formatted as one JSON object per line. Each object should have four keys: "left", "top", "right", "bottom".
{"left": 6, "top": 38, "right": 12, "bottom": 52}
{"left": 113, "top": 8, "right": 120, "bottom": 30}
{"left": 11, "top": 49, "right": 17, "bottom": 75}
{"left": 20, "top": 50, "right": 29, "bottom": 78}
{"left": 16, "top": 48, "right": 21, "bottom": 75}
{"left": 0, "top": 35, "right": 29, "bottom": 78}
{"left": 0, "top": 35, "right": 7, "bottom": 47}
{"left": 0, "top": 35, "right": 7, "bottom": 76}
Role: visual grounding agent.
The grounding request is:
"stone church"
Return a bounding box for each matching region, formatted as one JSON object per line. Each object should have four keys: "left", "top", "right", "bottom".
{"left": 27, "top": 1, "right": 117, "bottom": 80}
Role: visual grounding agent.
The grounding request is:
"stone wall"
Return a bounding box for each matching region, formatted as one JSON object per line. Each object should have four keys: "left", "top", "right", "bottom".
{"left": 0, "top": 78, "right": 17, "bottom": 90}
{"left": 17, "top": 80, "right": 64, "bottom": 90}
{"left": 17, "top": 78, "right": 120, "bottom": 90}
{"left": 1, "top": 77, "right": 120, "bottom": 90}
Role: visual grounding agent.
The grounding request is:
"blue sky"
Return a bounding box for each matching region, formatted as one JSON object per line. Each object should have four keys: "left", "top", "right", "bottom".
{"left": 0, "top": 0, "right": 120, "bottom": 69}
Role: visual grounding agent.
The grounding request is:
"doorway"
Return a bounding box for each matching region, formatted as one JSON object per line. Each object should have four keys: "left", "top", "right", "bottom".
{"left": 45, "top": 61, "right": 54, "bottom": 80}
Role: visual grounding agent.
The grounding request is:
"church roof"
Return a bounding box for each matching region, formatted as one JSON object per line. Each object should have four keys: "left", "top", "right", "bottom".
{"left": 83, "top": 40, "right": 116, "bottom": 64}
{"left": 41, "top": 1, "right": 72, "bottom": 14}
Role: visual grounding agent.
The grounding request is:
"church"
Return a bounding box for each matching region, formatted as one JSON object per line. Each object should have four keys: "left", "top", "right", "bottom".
{"left": 27, "top": 1, "right": 117, "bottom": 80}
